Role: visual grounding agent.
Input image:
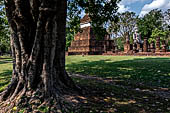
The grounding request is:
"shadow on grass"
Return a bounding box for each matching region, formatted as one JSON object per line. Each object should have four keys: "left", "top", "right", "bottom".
{"left": 67, "top": 57, "right": 170, "bottom": 112}
{"left": 0, "top": 57, "right": 11, "bottom": 59}
{"left": 66, "top": 57, "right": 170, "bottom": 88}
{"left": 0, "top": 58, "right": 13, "bottom": 64}
{"left": 71, "top": 75, "right": 170, "bottom": 113}
{"left": 0, "top": 70, "right": 12, "bottom": 92}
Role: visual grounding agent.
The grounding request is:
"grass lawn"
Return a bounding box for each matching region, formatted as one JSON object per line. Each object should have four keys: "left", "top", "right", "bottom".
{"left": 0, "top": 55, "right": 170, "bottom": 112}
{"left": 66, "top": 55, "right": 170, "bottom": 88}
{"left": 66, "top": 55, "right": 170, "bottom": 112}
{"left": 0, "top": 56, "right": 12, "bottom": 92}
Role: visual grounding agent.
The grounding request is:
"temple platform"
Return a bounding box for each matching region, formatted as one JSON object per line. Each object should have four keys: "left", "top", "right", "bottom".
{"left": 102, "top": 51, "right": 170, "bottom": 56}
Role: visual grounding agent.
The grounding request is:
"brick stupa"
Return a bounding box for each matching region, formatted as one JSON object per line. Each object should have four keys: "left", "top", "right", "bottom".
{"left": 68, "top": 14, "right": 114, "bottom": 55}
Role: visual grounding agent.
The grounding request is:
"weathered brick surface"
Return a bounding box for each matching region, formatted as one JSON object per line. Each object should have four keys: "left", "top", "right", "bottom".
{"left": 103, "top": 52, "right": 170, "bottom": 56}
{"left": 68, "top": 15, "right": 115, "bottom": 55}
{"left": 156, "top": 37, "right": 160, "bottom": 52}
{"left": 143, "top": 38, "right": 148, "bottom": 52}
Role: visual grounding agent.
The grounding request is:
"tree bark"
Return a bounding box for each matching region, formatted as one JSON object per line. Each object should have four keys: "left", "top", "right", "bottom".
{"left": 0, "top": 0, "right": 78, "bottom": 112}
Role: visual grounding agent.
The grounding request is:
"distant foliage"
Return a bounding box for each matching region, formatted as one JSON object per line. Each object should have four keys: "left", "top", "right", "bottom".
{"left": 151, "top": 28, "right": 169, "bottom": 39}
{"left": 163, "top": 9, "right": 170, "bottom": 30}
{"left": 0, "top": 1, "right": 10, "bottom": 54}
{"left": 66, "top": 0, "right": 120, "bottom": 50}
{"left": 109, "top": 11, "right": 137, "bottom": 39}
{"left": 136, "top": 9, "right": 170, "bottom": 46}
{"left": 66, "top": 29, "right": 74, "bottom": 51}
{"left": 137, "top": 9, "right": 164, "bottom": 38}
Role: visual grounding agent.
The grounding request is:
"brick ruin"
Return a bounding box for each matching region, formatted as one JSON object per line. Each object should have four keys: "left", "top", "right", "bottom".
{"left": 123, "top": 36, "right": 168, "bottom": 54}
{"left": 103, "top": 34, "right": 170, "bottom": 56}
{"left": 68, "top": 15, "right": 170, "bottom": 56}
{"left": 68, "top": 14, "right": 115, "bottom": 55}
{"left": 123, "top": 25, "right": 169, "bottom": 55}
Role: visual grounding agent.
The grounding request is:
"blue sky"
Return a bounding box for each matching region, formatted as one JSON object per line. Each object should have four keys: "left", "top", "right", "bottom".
{"left": 118, "top": 0, "right": 170, "bottom": 16}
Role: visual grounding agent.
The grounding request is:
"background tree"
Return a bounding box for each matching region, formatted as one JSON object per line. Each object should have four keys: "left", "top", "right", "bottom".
{"left": 108, "top": 11, "right": 137, "bottom": 49}
{"left": 65, "top": 28, "right": 74, "bottom": 51}
{"left": 149, "top": 28, "right": 168, "bottom": 43}
{"left": 109, "top": 11, "right": 137, "bottom": 38}
{"left": 0, "top": 1, "right": 10, "bottom": 55}
{"left": 144, "top": 9, "right": 170, "bottom": 46}
{"left": 163, "top": 9, "right": 170, "bottom": 30}
{"left": 66, "top": 0, "right": 82, "bottom": 50}
{"left": 66, "top": 0, "right": 120, "bottom": 50}
{"left": 163, "top": 9, "right": 170, "bottom": 46}
{"left": 0, "top": 0, "right": 120, "bottom": 112}
{"left": 137, "top": 9, "right": 163, "bottom": 39}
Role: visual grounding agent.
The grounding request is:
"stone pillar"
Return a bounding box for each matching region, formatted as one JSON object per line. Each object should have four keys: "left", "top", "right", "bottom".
{"left": 115, "top": 46, "right": 118, "bottom": 53}
{"left": 143, "top": 38, "right": 148, "bottom": 52}
{"left": 137, "top": 43, "right": 141, "bottom": 51}
{"left": 111, "top": 41, "right": 115, "bottom": 52}
{"left": 124, "top": 35, "right": 131, "bottom": 53}
{"left": 150, "top": 41, "right": 155, "bottom": 53}
{"left": 104, "top": 44, "right": 106, "bottom": 53}
{"left": 124, "top": 44, "right": 130, "bottom": 53}
{"left": 126, "top": 35, "right": 130, "bottom": 44}
{"left": 162, "top": 40, "right": 167, "bottom": 52}
{"left": 112, "top": 46, "right": 115, "bottom": 52}
{"left": 156, "top": 37, "right": 160, "bottom": 52}
{"left": 133, "top": 43, "right": 137, "bottom": 53}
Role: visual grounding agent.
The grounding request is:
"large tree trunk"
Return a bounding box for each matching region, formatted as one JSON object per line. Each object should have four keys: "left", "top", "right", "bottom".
{"left": 0, "top": 0, "right": 79, "bottom": 112}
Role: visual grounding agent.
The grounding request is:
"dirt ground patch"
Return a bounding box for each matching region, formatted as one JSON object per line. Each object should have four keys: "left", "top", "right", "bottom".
{"left": 69, "top": 73, "right": 170, "bottom": 113}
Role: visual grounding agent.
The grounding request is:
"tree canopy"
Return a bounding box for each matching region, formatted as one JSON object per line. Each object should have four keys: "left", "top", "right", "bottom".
{"left": 108, "top": 11, "right": 136, "bottom": 38}
{"left": 66, "top": 0, "right": 120, "bottom": 50}
{"left": 0, "top": 1, "right": 10, "bottom": 54}
{"left": 137, "top": 9, "right": 164, "bottom": 38}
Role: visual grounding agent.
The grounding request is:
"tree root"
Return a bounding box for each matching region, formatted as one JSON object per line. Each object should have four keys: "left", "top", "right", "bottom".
{"left": 0, "top": 87, "right": 83, "bottom": 113}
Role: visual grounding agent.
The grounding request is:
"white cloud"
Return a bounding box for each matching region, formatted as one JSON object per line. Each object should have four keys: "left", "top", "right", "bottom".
{"left": 140, "top": 0, "right": 170, "bottom": 16}
{"left": 118, "top": 3, "right": 130, "bottom": 13}
{"left": 118, "top": 0, "right": 147, "bottom": 13}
